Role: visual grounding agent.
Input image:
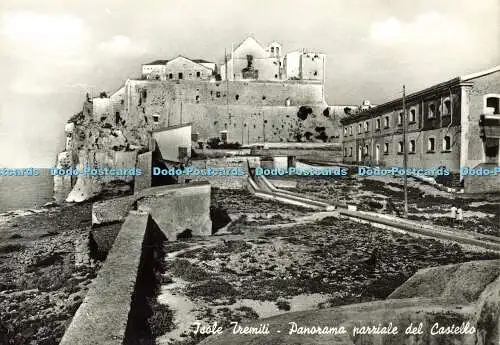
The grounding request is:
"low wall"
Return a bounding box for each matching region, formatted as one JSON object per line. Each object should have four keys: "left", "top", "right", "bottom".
{"left": 92, "top": 182, "right": 212, "bottom": 241}
{"left": 189, "top": 158, "right": 248, "bottom": 189}
{"left": 60, "top": 210, "right": 152, "bottom": 345}
{"left": 137, "top": 182, "right": 211, "bottom": 241}
{"left": 252, "top": 146, "right": 343, "bottom": 164}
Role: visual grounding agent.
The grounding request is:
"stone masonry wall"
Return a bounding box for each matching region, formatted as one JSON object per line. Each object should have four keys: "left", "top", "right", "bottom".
{"left": 59, "top": 210, "right": 151, "bottom": 345}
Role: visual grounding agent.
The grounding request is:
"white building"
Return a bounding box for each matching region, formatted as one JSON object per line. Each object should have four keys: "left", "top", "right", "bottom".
{"left": 142, "top": 56, "right": 216, "bottom": 81}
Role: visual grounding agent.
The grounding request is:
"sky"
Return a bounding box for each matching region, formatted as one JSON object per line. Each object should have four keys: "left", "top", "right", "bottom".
{"left": 0, "top": 0, "right": 498, "bottom": 167}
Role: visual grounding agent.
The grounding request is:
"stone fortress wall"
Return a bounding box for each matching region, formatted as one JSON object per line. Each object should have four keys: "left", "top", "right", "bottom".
{"left": 118, "top": 79, "right": 341, "bottom": 144}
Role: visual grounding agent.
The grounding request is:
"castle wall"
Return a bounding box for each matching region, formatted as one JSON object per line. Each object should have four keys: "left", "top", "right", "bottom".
{"left": 123, "top": 79, "right": 333, "bottom": 144}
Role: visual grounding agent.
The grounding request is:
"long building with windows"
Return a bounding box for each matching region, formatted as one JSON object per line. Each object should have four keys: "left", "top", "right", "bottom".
{"left": 340, "top": 66, "right": 500, "bottom": 179}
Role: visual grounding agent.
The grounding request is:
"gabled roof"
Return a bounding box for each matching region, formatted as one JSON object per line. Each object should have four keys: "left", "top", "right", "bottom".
{"left": 143, "top": 59, "right": 169, "bottom": 65}
{"left": 192, "top": 59, "right": 213, "bottom": 64}
{"left": 233, "top": 35, "right": 267, "bottom": 54}
{"left": 167, "top": 55, "right": 213, "bottom": 70}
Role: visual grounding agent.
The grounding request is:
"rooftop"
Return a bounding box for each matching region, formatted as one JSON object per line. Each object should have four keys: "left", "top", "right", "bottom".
{"left": 341, "top": 65, "right": 500, "bottom": 124}
{"left": 143, "top": 59, "right": 169, "bottom": 65}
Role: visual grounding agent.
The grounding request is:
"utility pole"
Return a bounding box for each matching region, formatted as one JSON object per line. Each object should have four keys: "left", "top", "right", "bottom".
{"left": 402, "top": 85, "right": 408, "bottom": 219}
{"left": 262, "top": 110, "right": 266, "bottom": 143}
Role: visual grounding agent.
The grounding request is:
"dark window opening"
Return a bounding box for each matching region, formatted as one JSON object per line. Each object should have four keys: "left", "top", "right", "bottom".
{"left": 274, "top": 74, "right": 278, "bottom": 78}
{"left": 313, "top": 71, "right": 318, "bottom": 76}
{"left": 486, "top": 97, "right": 500, "bottom": 114}
{"left": 178, "top": 72, "right": 183, "bottom": 79}
{"left": 443, "top": 136, "right": 451, "bottom": 151}
{"left": 195, "top": 95, "right": 200, "bottom": 103}
{"left": 429, "top": 104, "right": 436, "bottom": 119}
{"left": 169, "top": 73, "right": 173, "bottom": 79}
{"left": 216, "top": 91, "right": 221, "bottom": 98}
{"left": 235, "top": 94, "right": 239, "bottom": 100}
{"left": 262, "top": 96, "right": 266, "bottom": 100}
{"left": 153, "top": 114, "right": 160, "bottom": 123}
{"left": 398, "top": 141, "right": 404, "bottom": 153}
{"left": 428, "top": 138, "right": 435, "bottom": 152}
{"left": 443, "top": 100, "right": 451, "bottom": 116}
{"left": 409, "top": 109, "right": 416, "bottom": 122}
{"left": 196, "top": 71, "right": 201, "bottom": 78}
{"left": 409, "top": 140, "right": 416, "bottom": 153}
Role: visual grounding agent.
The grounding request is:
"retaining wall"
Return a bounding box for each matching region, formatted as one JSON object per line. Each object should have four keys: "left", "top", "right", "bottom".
{"left": 189, "top": 157, "right": 248, "bottom": 189}
{"left": 92, "top": 182, "right": 212, "bottom": 240}
{"left": 60, "top": 210, "right": 152, "bottom": 345}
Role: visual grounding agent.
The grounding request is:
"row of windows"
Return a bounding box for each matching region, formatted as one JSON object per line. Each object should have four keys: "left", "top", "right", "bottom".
{"left": 343, "top": 108, "right": 423, "bottom": 136}
{"left": 167, "top": 71, "right": 203, "bottom": 79}
{"left": 343, "top": 136, "right": 452, "bottom": 157}
{"left": 344, "top": 96, "right": 500, "bottom": 137}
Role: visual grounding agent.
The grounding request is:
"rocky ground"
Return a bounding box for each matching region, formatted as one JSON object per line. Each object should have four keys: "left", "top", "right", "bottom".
{"left": 152, "top": 189, "right": 500, "bottom": 345}
{"left": 0, "top": 202, "right": 99, "bottom": 345}
{"left": 292, "top": 175, "right": 499, "bottom": 237}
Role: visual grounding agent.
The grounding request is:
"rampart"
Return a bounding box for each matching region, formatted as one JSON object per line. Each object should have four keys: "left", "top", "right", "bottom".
{"left": 59, "top": 210, "right": 154, "bottom": 345}
{"left": 118, "top": 79, "right": 336, "bottom": 144}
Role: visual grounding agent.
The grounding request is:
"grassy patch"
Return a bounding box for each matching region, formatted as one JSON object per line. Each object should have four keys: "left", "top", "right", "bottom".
{"left": 147, "top": 301, "right": 175, "bottom": 338}
{"left": 169, "top": 259, "right": 213, "bottom": 282}
{"left": 187, "top": 279, "right": 237, "bottom": 300}
{"left": 0, "top": 244, "right": 25, "bottom": 254}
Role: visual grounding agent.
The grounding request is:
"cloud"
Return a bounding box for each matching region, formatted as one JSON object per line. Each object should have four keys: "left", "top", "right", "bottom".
{"left": 0, "top": 11, "right": 86, "bottom": 55}
{"left": 98, "top": 35, "right": 148, "bottom": 56}
{"left": 370, "top": 11, "right": 468, "bottom": 46}
{"left": 0, "top": 11, "right": 92, "bottom": 95}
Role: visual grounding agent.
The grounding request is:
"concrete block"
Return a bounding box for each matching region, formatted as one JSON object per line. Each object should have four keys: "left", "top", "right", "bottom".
{"left": 137, "top": 182, "right": 212, "bottom": 241}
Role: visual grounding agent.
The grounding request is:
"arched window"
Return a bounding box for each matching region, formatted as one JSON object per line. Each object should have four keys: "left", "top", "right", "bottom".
{"left": 409, "top": 140, "right": 416, "bottom": 153}
{"left": 427, "top": 137, "right": 435, "bottom": 152}
{"left": 398, "top": 112, "right": 403, "bottom": 125}
{"left": 442, "top": 98, "right": 451, "bottom": 116}
{"left": 443, "top": 135, "right": 451, "bottom": 151}
{"left": 428, "top": 104, "right": 436, "bottom": 119}
{"left": 409, "top": 108, "right": 416, "bottom": 122}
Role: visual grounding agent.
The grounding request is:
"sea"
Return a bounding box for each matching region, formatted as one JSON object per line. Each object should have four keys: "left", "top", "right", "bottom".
{"left": 0, "top": 169, "right": 54, "bottom": 213}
